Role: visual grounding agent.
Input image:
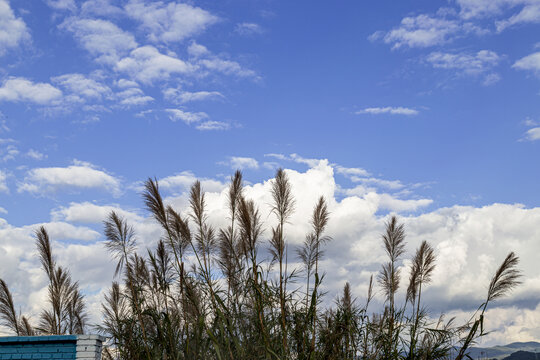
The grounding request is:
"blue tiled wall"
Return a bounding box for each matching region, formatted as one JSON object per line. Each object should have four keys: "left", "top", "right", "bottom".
{"left": 0, "top": 335, "right": 77, "bottom": 359}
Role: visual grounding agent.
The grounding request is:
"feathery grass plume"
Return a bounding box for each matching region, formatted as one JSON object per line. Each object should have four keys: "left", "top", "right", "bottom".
{"left": 236, "top": 196, "right": 271, "bottom": 356}
{"left": 36, "top": 226, "right": 55, "bottom": 280}
{"left": 20, "top": 316, "right": 34, "bottom": 336}
{"left": 143, "top": 177, "right": 169, "bottom": 230}
{"left": 98, "top": 282, "right": 128, "bottom": 345}
{"left": 93, "top": 170, "right": 525, "bottom": 360}
{"left": 378, "top": 216, "right": 406, "bottom": 306}
{"left": 218, "top": 170, "right": 243, "bottom": 305}
{"left": 189, "top": 180, "right": 217, "bottom": 278}
{"left": 34, "top": 227, "right": 87, "bottom": 336}
{"left": 104, "top": 211, "right": 137, "bottom": 277}
{"left": 0, "top": 279, "right": 20, "bottom": 335}
{"left": 310, "top": 196, "right": 330, "bottom": 351}
{"left": 456, "top": 252, "right": 522, "bottom": 360}
{"left": 407, "top": 240, "right": 436, "bottom": 309}
{"left": 67, "top": 286, "right": 88, "bottom": 334}
{"left": 103, "top": 211, "right": 151, "bottom": 359}
{"left": 270, "top": 168, "right": 295, "bottom": 356}
{"left": 486, "top": 251, "right": 522, "bottom": 304}
{"left": 377, "top": 215, "right": 406, "bottom": 359}
{"left": 143, "top": 178, "right": 188, "bottom": 275}
{"left": 406, "top": 241, "right": 436, "bottom": 360}
{"left": 166, "top": 205, "right": 191, "bottom": 257}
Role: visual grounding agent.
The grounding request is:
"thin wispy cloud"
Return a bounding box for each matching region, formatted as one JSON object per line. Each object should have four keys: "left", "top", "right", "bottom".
{"left": 356, "top": 107, "right": 419, "bottom": 115}
{"left": 235, "top": 22, "right": 263, "bottom": 36}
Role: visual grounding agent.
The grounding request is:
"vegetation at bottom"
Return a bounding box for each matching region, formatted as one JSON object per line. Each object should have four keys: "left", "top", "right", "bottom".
{"left": 0, "top": 169, "right": 523, "bottom": 359}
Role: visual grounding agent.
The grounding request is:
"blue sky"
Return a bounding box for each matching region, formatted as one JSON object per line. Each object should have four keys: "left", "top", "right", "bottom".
{"left": 1, "top": 0, "right": 540, "bottom": 345}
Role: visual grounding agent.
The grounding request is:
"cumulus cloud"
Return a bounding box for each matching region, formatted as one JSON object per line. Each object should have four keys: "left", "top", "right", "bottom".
{"left": 116, "top": 45, "right": 195, "bottom": 83}
{"left": 0, "top": 170, "right": 7, "bottom": 193}
{"left": 163, "top": 87, "right": 224, "bottom": 104}
{"left": 0, "top": 141, "right": 18, "bottom": 162}
{"left": 116, "top": 87, "right": 153, "bottom": 106}
{"left": 61, "top": 18, "right": 137, "bottom": 65}
{"left": 125, "top": 0, "right": 218, "bottom": 43}
{"left": 165, "top": 109, "right": 230, "bottom": 131}
{"left": 52, "top": 73, "right": 111, "bottom": 100}
{"left": 159, "top": 170, "right": 227, "bottom": 193}
{"left": 219, "top": 156, "right": 259, "bottom": 170}
{"left": 17, "top": 161, "right": 122, "bottom": 196}
{"left": 513, "top": 51, "right": 540, "bottom": 73}
{"left": 0, "top": 78, "right": 62, "bottom": 105}
{"left": 165, "top": 108, "right": 208, "bottom": 124}
{"left": 427, "top": 50, "right": 501, "bottom": 83}
{"left": 199, "top": 58, "right": 257, "bottom": 78}
{"left": 370, "top": 13, "right": 485, "bottom": 49}
{"left": 523, "top": 127, "right": 540, "bottom": 141}
{"left": 356, "top": 106, "right": 419, "bottom": 116}
{"left": 185, "top": 41, "right": 258, "bottom": 79}
{"left": 26, "top": 149, "right": 46, "bottom": 160}
{"left": 427, "top": 50, "right": 499, "bottom": 73}
{"left": 0, "top": 0, "right": 30, "bottom": 56}
{"left": 51, "top": 201, "right": 141, "bottom": 224}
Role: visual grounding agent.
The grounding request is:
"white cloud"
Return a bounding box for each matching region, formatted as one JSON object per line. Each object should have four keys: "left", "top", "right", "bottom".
{"left": 165, "top": 108, "right": 208, "bottom": 124}
{"left": 187, "top": 41, "right": 209, "bottom": 58}
{"left": 18, "top": 161, "right": 121, "bottom": 196}
{"left": 427, "top": 50, "right": 500, "bottom": 75}
{"left": 163, "top": 88, "right": 224, "bottom": 104}
{"left": 46, "top": 0, "right": 76, "bottom": 12}
{"left": 523, "top": 127, "right": 540, "bottom": 141}
{"left": 455, "top": 0, "right": 531, "bottom": 19}
{"left": 116, "top": 45, "right": 195, "bottom": 83}
{"left": 483, "top": 72, "right": 501, "bottom": 86}
{"left": 0, "top": 139, "right": 18, "bottom": 162}
{"left": 51, "top": 201, "right": 141, "bottom": 224}
{"left": 81, "top": 0, "right": 123, "bottom": 17}
{"left": 356, "top": 106, "right": 419, "bottom": 116}
{"left": 0, "top": 170, "right": 7, "bottom": 193}
{"left": 125, "top": 0, "right": 218, "bottom": 43}
{"left": 61, "top": 18, "right": 137, "bottom": 65}
{"left": 235, "top": 22, "right": 263, "bottom": 36}
{"left": 513, "top": 51, "right": 540, "bottom": 73}
{"left": 52, "top": 73, "right": 111, "bottom": 100}
{"left": 186, "top": 41, "right": 258, "bottom": 80}
{"left": 199, "top": 58, "right": 257, "bottom": 78}
{"left": 0, "top": 78, "right": 62, "bottom": 105}
{"left": 26, "top": 149, "right": 46, "bottom": 160}
{"left": 334, "top": 165, "right": 370, "bottom": 178}
{"left": 0, "top": 0, "right": 30, "bottom": 56}
{"left": 496, "top": 3, "right": 540, "bottom": 31}
{"left": 374, "top": 14, "right": 460, "bottom": 49}
{"left": 159, "top": 170, "right": 226, "bottom": 193}
{"left": 116, "top": 87, "right": 153, "bottom": 106}
{"left": 195, "top": 120, "right": 230, "bottom": 131}
{"left": 220, "top": 156, "right": 259, "bottom": 170}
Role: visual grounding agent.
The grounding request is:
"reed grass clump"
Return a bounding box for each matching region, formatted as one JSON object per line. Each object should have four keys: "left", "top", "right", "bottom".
{"left": 0, "top": 169, "right": 522, "bottom": 360}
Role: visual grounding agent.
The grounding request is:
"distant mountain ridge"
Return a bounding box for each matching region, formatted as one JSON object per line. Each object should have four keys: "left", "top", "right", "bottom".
{"left": 467, "top": 341, "right": 540, "bottom": 359}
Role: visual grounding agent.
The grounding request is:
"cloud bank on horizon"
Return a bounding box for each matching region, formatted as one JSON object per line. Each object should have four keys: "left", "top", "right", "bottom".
{"left": 0, "top": 0, "right": 539, "bottom": 347}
